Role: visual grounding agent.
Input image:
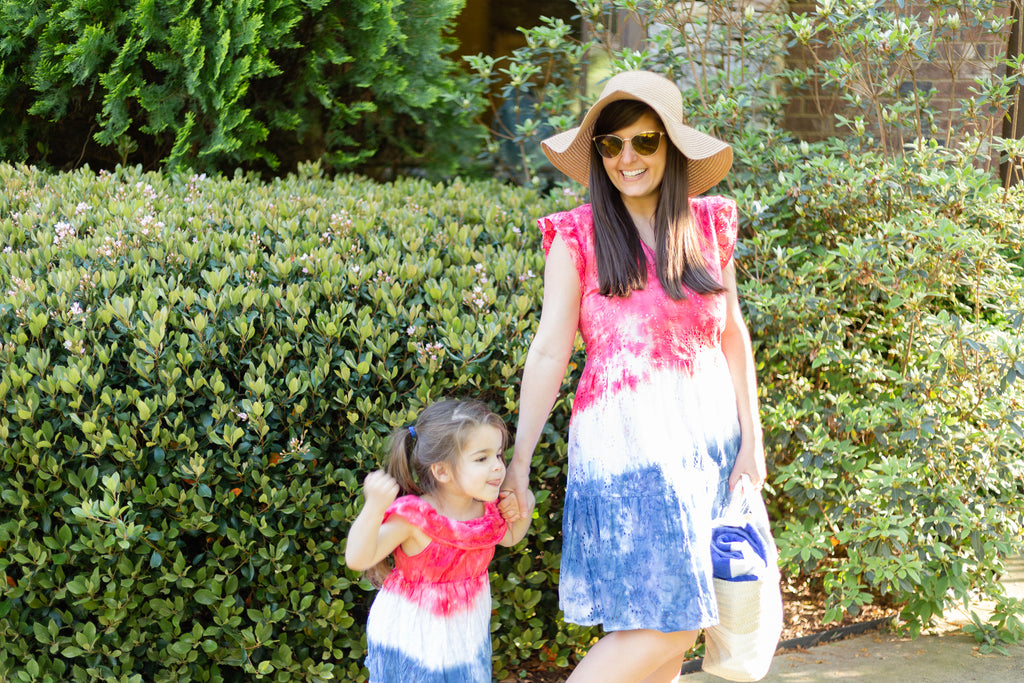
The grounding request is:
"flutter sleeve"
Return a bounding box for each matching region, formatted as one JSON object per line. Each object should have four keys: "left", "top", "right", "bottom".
{"left": 693, "top": 195, "right": 739, "bottom": 268}
{"left": 383, "top": 496, "right": 430, "bottom": 528}
{"left": 709, "top": 196, "right": 739, "bottom": 268}
{"left": 383, "top": 496, "right": 506, "bottom": 549}
{"left": 538, "top": 204, "right": 590, "bottom": 285}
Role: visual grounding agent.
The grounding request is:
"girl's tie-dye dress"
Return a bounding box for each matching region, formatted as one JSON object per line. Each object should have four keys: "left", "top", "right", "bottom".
{"left": 365, "top": 495, "right": 506, "bottom": 682}
{"left": 540, "top": 196, "right": 741, "bottom": 633}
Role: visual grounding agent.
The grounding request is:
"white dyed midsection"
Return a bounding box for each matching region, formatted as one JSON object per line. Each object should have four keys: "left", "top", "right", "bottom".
{"left": 366, "top": 584, "right": 491, "bottom": 667}
{"left": 568, "top": 353, "right": 740, "bottom": 486}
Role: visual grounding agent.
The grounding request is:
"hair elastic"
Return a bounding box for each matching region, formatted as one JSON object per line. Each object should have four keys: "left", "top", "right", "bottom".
{"left": 407, "top": 425, "right": 417, "bottom": 439}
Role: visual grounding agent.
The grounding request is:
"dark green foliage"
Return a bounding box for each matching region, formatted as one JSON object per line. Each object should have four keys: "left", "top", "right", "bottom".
{"left": 0, "top": 162, "right": 583, "bottom": 681}
{"left": 0, "top": 0, "right": 485, "bottom": 179}
{"left": 732, "top": 138, "right": 1024, "bottom": 635}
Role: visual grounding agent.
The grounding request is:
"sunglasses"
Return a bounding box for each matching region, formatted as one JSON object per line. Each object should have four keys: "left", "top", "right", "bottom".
{"left": 592, "top": 131, "right": 665, "bottom": 159}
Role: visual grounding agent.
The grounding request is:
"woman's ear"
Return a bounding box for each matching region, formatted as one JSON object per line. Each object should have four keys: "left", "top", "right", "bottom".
{"left": 430, "top": 462, "right": 453, "bottom": 484}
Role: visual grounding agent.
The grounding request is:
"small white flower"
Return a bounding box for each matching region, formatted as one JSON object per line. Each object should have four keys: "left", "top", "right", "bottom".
{"left": 53, "top": 221, "right": 76, "bottom": 246}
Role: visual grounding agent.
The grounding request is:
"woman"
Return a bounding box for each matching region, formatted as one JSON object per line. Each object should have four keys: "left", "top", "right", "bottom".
{"left": 500, "top": 70, "right": 767, "bottom": 682}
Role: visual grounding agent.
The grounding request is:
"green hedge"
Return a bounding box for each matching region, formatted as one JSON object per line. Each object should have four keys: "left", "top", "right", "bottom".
{"left": 0, "top": 0, "right": 482, "bottom": 178}
{"left": 0, "top": 162, "right": 585, "bottom": 682}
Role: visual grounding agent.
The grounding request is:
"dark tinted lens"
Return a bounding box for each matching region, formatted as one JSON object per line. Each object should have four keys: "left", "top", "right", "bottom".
{"left": 594, "top": 135, "right": 623, "bottom": 158}
{"left": 632, "top": 132, "right": 662, "bottom": 156}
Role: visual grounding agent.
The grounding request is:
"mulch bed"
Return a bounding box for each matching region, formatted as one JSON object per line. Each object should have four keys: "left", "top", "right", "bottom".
{"left": 500, "top": 577, "right": 899, "bottom": 682}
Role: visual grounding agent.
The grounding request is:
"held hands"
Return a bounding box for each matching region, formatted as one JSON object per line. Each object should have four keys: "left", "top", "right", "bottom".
{"left": 498, "top": 487, "right": 535, "bottom": 547}
{"left": 498, "top": 489, "right": 533, "bottom": 525}
{"left": 498, "top": 459, "right": 531, "bottom": 523}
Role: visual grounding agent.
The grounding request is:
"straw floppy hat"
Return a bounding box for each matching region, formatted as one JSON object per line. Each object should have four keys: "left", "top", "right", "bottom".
{"left": 541, "top": 70, "right": 733, "bottom": 196}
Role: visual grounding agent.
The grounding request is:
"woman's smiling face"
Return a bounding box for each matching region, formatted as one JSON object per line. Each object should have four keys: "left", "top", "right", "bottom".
{"left": 600, "top": 111, "right": 667, "bottom": 208}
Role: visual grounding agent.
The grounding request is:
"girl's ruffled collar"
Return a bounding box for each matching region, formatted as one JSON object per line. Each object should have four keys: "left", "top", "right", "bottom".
{"left": 384, "top": 495, "right": 506, "bottom": 549}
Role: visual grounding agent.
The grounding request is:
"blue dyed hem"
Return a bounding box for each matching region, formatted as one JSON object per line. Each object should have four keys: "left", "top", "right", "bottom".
{"left": 559, "top": 463, "right": 726, "bottom": 632}
{"left": 367, "top": 641, "right": 492, "bottom": 683}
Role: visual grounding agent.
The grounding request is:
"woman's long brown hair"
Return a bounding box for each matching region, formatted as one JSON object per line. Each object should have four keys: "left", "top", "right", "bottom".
{"left": 588, "top": 100, "right": 725, "bottom": 300}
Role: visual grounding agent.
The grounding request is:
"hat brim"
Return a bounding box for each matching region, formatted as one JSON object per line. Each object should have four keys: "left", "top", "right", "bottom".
{"left": 541, "top": 78, "right": 732, "bottom": 196}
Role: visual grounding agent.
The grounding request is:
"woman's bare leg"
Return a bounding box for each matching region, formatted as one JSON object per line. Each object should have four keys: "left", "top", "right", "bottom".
{"left": 565, "top": 629, "right": 697, "bottom": 683}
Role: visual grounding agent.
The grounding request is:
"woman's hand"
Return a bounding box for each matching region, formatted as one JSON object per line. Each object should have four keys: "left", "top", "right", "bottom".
{"left": 728, "top": 437, "right": 766, "bottom": 490}
{"left": 497, "top": 490, "right": 521, "bottom": 523}
{"left": 498, "top": 487, "right": 535, "bottom": 546}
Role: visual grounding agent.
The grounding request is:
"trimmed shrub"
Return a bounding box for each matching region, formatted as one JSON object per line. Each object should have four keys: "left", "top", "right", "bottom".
{"left": 0, "top": 0, "right": 484, "bottom": 179}
{"left": 0, "top": 162, "right": 585, "bottom": 681}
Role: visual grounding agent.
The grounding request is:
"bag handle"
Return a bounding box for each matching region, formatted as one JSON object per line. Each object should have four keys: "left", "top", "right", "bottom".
{"left": 715, "top": 473, "right": 755, "bottom": 527}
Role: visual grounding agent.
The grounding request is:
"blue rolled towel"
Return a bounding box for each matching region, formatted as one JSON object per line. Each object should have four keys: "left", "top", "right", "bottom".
{"left": 711, "top": 523, "right": 768, "bottom": 582}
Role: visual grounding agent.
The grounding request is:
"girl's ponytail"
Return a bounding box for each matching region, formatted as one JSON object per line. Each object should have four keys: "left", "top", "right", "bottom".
{"left": 385, "top": 425, "right": 423, "bottom": 496}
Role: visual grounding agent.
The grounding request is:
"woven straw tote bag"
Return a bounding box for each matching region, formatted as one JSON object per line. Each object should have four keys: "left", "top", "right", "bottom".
{"left": 702, "top": 477, "right": 784, "bottom": 681}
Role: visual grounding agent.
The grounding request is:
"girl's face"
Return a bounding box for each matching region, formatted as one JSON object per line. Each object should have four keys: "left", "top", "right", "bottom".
{"left": 449, "top": 424, "right": 506, "bottom": 502}
{"left": 600, "top": 111, "right": 667, "bottom": 208}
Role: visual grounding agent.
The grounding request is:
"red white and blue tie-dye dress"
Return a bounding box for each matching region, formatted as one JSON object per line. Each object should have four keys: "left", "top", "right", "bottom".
{"left": 540, "top": 196, "right": 741, "bottom": 633}
{"left": 365, "top": 495, "right": 506, "bottom": 682}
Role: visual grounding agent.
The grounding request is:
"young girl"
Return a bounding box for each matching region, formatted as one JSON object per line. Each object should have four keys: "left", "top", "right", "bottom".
{"left": 345, "top": 399, "right": 535, "bottom": 683}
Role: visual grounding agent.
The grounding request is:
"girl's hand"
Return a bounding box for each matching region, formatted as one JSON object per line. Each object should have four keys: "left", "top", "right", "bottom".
{"left": 497, "top": 490, "right": 521, "bottom": 523}
{"left": 362, "top": 470, "right": 400, "bottom": 512}
{"left": 344, "top": 471, "right": 408, "bottom": 571}
{"left": 499, "top": 488, "right": 535, "bottom": 547}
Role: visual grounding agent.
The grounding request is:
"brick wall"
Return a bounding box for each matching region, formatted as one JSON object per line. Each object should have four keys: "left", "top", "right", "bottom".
{"left": 783, "top": 1, "right": 1015, "bottom": 142}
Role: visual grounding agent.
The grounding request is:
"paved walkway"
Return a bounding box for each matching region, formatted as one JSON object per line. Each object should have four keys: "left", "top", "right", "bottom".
{"left": 683, "top": 555, "right": 1024, "bottom": 682}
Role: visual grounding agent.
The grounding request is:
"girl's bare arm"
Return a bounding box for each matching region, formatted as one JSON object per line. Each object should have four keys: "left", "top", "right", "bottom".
{"left": 345, "top": 471, "right": 410, "bottom": 570}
